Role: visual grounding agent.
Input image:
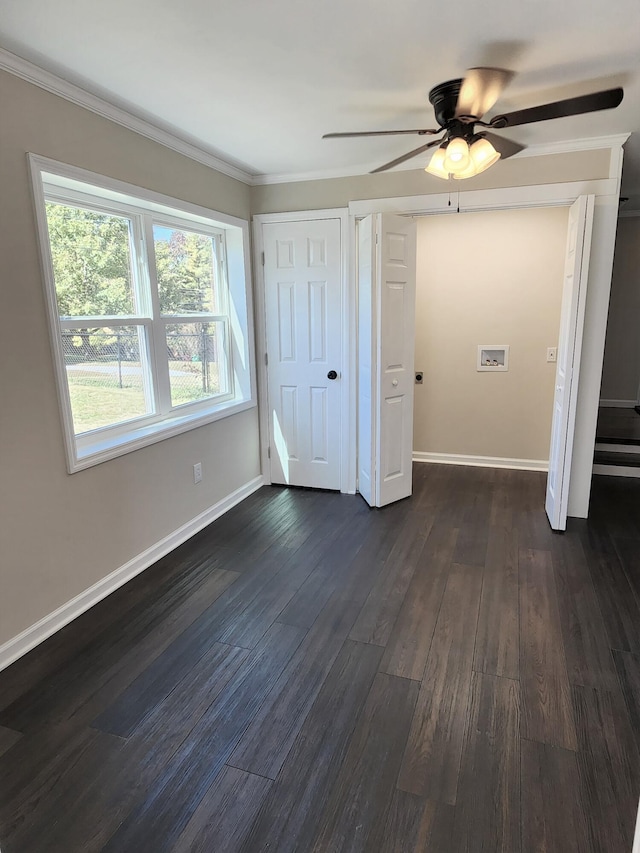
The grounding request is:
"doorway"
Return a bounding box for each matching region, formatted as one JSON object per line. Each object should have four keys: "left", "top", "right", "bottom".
{"left": 413, "top": 205, "right": 569, "bottom": 471}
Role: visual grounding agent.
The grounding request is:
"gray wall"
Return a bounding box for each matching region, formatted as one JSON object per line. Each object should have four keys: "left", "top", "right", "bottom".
{"left": 0, "top": 70, "right": 260, "bottom": 648}
{"left": 600, "top": 216, "right": 640, "bottom": 403}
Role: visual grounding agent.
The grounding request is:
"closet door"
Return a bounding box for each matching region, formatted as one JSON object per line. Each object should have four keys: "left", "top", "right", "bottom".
{"left": 545, "top": 195, "right": 594, "bottom": 530}
{"left": 263, "top": 218, "right": 343, "bottom": 490}
{"left": 358, "top": 213, "right": 417, "bottom": 507}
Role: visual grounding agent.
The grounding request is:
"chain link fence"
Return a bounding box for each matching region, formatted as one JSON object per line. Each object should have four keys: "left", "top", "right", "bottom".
{"left": 62, "top": 324, "right": 223, "bottom": 407}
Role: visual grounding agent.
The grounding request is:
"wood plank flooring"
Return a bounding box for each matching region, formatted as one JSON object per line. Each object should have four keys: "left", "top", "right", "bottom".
{"left": 1, "top": 465, "right": 639, "bottom": 852}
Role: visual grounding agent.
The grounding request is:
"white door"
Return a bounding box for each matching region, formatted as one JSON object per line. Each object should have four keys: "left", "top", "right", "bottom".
{"left": 263, "top": 218, "right": 342, "bottom": 489}
{"left": 358, "top": 213, "right": 417, "bottom": 507}
{"left": 545, "top": 195, "right": 595, "bottom": 531}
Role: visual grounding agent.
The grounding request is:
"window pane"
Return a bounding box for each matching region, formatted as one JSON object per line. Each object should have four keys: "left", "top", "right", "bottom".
{"left": 45, "top": 202, "right": 136, "bottom": 316}
{"left": 165, "top": 322, "right": 228, "bottom": 407}
{"left": 154, "top": 225, "right": 219, "bottom": 314}
{"left": 62, "top": 326, "right": 153, "bottom": 433}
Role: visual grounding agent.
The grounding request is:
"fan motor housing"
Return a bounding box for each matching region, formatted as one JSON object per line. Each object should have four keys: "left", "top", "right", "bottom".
{"left": 428, "top": 79, "right": 463, "bottom": 127}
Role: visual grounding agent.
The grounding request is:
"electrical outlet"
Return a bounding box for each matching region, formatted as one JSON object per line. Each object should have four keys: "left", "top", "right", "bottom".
{"left": 193, "top": 462, "right": 202, "bottom": 484}
{"left": 547, "top": 347, "right": 558, "bottom": 363}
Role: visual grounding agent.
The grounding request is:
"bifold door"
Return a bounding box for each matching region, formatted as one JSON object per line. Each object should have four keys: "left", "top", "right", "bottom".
{"left": 545, "top": 194, "right": 595, "bottom": 531}
{"left": 358, "top": 213, "right": 417, "bottom": 507}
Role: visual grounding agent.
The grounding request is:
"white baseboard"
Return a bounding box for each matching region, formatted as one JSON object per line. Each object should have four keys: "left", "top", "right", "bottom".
{"left": 599, "top": 398, "right": 637, "bottom": 408}
{"left": 413, "top": 451, "right": 548, "bottom": 472}
{"left": 593, "top": 464, "right": 640, "bottom": 478}
{"left": 0, "top": 475, "right": 264, "bottom": 673}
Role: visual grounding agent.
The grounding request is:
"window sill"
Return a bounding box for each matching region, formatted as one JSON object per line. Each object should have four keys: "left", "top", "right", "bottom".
{"left": 70, "top": 396, "right": 256, "bottom": 472}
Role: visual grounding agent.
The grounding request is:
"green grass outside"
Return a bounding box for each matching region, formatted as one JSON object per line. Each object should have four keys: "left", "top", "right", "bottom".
{"left": 67, "top": 361, "right": 221, "bottom": 433}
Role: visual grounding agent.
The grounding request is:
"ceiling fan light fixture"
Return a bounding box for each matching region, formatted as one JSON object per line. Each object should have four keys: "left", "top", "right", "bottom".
{"left": 451, "top": 159, "right": 480, "bottom": 180}
{"left": 424, "top": 146, "right": 449, "bottom": 179}
{"left": 443, "top": 137, "right": 471, "bottom": 173}
{"left": 469, "top": 136, "right": 501, "bottom": 172}
{"left": 451, "top": 136, "right": 502, "bottom": 180}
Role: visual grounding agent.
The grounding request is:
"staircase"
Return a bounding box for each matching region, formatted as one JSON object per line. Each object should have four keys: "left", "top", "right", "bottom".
{"left": 593, "top": 406, "right": 640, "bottom": 477}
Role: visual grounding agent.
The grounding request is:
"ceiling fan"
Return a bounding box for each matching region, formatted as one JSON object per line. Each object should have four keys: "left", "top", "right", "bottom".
{"left": 323, "top": 69, "right": 623, "bottom": 179}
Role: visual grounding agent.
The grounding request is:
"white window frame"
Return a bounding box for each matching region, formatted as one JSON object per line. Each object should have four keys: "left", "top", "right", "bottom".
{"left": 29, "top": 154, "right": 256, "bottom": 473}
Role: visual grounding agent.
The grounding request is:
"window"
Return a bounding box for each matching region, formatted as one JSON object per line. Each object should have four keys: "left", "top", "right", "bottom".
{"left": 30, "top": 155, "right": 255, "bottom": 472}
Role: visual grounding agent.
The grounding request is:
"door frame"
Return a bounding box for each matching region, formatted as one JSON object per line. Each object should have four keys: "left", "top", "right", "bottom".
{"left": 349, "top": 167, "right": 624, "bottom": 518}
{"left": 252, "top": 208, "right": 356, "bottom": 494}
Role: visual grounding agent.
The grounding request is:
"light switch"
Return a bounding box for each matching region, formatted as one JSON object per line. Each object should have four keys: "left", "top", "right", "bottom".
{"left": 547, "top": 347, "right": 557, "bottom": 363}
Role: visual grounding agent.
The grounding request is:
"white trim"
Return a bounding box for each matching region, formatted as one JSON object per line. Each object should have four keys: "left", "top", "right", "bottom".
{"left": 252, "top": 208, "right": 355, "bottom": 494}
{"left": 413, "top": 451, "right": 548, "bottom": 472}
{"left": 251, "top": 135, "right": 631, "bottom": 186}
{"left": 338, "top": 210, "right": 357, "bottom": 495}
{"left": 251, "top": 208, "right": 349, "bottom": 223}
{"left": 599, "top": 398, "right": 637, "bottom": 408}
{"left": 0, "top": 475, "right": 264, "bottom": 673}
{"left": 253, "top": 163, "right": 400, "bottom": 186}
{"left": 30, "top": 153, "right": 250, "bottom": 230}
{"left": 70, "top": 399, "right": 258, "bottom": 472}
{"left": 251, "top": 218, "right": 271, "bottom": 486}
{"left": 593, "top": 464, "right": 640, "bottom": 478}
{"left": 349, "top": 180, "right": 617, "bottom": 218}
{"left": 28, "top": 153, "right": 257, "bottom": 473}
{"left": 633, "top": 798, "right": 640, "bottom": 853}
{"left": 0, "top": 48, "right": 253, "bottom": 185}
{"left": 523, "top": 133, "right": 630, "bottom": 161}
{"left": 606, "top": 135, "right": 630, "bottom": 181}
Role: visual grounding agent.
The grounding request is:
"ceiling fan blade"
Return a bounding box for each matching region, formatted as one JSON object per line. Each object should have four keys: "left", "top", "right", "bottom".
{"left": 490, "top": 87, "right": 623, "bottom": 128}
{"left": 480, "top": 131, "right": 526, "bottom": 160}
{"left": 370, "top": 138, "right": 444, "bottom": 174}
{"left": 323, "top": 129, "right": 439, "bottom": 138}
{"left": 456, "top": 67, "right": 513, "bottom": 120}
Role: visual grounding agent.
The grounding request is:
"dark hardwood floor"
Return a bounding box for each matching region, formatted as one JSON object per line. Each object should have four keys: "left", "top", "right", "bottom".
{"left": 1, "top": 465, "right": 639, "bottom": 852}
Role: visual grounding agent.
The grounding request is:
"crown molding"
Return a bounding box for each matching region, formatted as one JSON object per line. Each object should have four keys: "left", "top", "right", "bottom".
{"left": 1, "top": 48, "right": 631, "bottom": 190}
{"left": 0, "top": 47, "right": 254, "bottom": 185}
{"left": 516, "top": 132, "right": 630, "bottom": 158}
{"left": 252, "top": 133, "right": 632, "bottom": 185}
{"left": 251, "top": 162, "right": 393, "bottom": 186}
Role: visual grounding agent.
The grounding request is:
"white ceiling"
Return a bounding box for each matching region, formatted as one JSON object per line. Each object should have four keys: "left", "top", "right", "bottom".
{"left": 1, "top": 0, "right": 639, "bottom": 201}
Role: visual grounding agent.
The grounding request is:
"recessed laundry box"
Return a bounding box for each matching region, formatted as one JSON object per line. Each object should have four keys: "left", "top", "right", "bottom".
{"left": 477, "top": 345, "right": 509, "bottom": 372}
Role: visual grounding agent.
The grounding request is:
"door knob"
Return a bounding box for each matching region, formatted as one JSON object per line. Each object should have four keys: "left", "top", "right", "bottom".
{"left": 327, "top": 370, "right": 338, "bottom": 380}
